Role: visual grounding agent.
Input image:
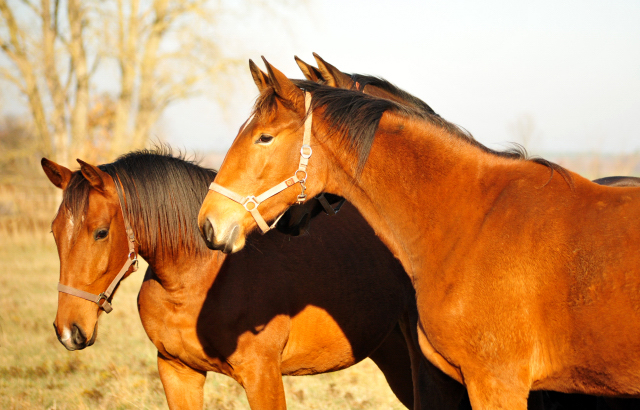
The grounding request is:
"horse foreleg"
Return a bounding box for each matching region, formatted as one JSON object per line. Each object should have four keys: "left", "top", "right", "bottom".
{"left": 464, "top": 374, "right": 529, "bottom": 410}
{"left": 238, "top": 358, "right": 287, "bottom": 410}
{"left": 395, "top": 311, "right": 466, "bottom": 410}
{"left": 157, "top": 353, "right": 206, "bottom": 410}
{"left": 368, "top": 323, "right": 415, "bottom": 409}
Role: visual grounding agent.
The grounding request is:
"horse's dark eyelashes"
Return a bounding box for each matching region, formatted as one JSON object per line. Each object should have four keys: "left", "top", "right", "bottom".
{"left": 255, "top": 134, "right": 274, "bottom": 144}
{"left": 94, "top": 228, "right": 109, "bottom": 241}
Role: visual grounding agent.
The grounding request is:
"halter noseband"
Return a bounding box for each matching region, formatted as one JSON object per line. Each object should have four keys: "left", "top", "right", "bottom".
{"left": 56, "top": 176, "right": 138, "bottom": 314}
{"left": 208, "top": 92, "right": 313, "bottom": 234}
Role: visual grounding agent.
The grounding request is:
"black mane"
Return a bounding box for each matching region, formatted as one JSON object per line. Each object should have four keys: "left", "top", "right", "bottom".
{"left": 349, "top": 73, "right": 440, "bottom": 116}
{"left": 61, "top": 147, "right": 216, "bottom": 257}
{"left": 254, "top": 80, "right": 570, "bottom": 184}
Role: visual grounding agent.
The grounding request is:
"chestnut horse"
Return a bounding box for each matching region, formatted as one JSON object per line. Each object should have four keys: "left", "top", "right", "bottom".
{"left": 282, "top": 56, "right": 640, "bottom": 410}
{"left": 198, "top": 59, "right": 640, "bottom": 409}
{"left": 42, "top": 150, "right": 472, "bottom": 410}
{"left": 288, "top": 58, "right": 640, "bottom": 410}
{"left": 241, "top": 56, "right": 640, "bottom": 410}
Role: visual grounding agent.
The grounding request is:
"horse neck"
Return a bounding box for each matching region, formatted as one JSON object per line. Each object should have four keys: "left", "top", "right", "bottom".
{"left": 131, "top": 213, "right": 223, "bottom": 289}
{"left": 322, "top": 114, "right": 510, "bottom": 277}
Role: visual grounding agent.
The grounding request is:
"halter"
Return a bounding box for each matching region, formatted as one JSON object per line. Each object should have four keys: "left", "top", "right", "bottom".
{"left": 209, "top": 92, "right": 313, "bottom": 234}
{"left": 56, "top": 176, "right": 138, "bottom": 314}
{"left": 315, "top": 193, "right": 346, "bottom": 216}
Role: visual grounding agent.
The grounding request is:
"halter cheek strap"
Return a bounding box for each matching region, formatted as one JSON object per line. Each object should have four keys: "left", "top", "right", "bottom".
{"left": 56, "top": 177, "right": 138, "bottom": 314}
{"left": 209, "top": 91, "right": 313, "bottom": 234}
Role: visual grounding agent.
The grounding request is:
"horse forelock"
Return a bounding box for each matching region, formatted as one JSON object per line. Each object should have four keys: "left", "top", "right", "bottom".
{"left": 60, "top": 147, "right": 216, "bottom": 258}
{"left": 59, "top": 172, "right": 92, "bottom": 237}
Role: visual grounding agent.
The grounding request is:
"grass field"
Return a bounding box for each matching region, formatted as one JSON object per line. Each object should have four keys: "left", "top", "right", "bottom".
{"left": 0, "top": 239, "right": 406, "bottom": 409}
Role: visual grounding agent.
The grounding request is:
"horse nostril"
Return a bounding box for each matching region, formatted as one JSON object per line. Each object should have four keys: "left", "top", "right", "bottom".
{"left": 71, "top": 324, "right": 87, "bottom": 346}
{"left": 201, "top": 218, "right": 216, "bottom": 250}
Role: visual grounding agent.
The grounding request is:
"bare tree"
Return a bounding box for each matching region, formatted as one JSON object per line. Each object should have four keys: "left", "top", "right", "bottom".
{"left": 0, "top": 0, "right": 304, "bottom": 166}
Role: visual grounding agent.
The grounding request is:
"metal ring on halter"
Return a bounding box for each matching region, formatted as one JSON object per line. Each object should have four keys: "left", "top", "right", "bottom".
{"left": 243, "top": 196, "right": 259, "bottom": 211}
{"left": 301, "top": 145, "right": 312, "bottom": 159}
{"left": 296, "top": 170, "right": 308, "bottom": 182}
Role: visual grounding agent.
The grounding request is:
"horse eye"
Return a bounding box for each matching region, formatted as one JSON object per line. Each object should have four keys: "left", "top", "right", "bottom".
{"left": 94, "top": 228, "right": 109, "bottom": 241}
{"left": 255, "top": 134, "right": 274, "bottom": 144}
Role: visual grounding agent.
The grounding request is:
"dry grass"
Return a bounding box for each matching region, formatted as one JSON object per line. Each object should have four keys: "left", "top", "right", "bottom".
{"left": 0, "top": 241, "right": 405, "bottom": 409}
{"left": 5, "top": 151, "right": 637, "bottom": 409}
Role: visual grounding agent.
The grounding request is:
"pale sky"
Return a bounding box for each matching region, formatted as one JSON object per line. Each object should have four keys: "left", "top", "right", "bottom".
{"left": 164, "top": 0, "right": 640, "bottom": 156}
{"left": 2, "top": 1, "right": 638, "bottom": 156}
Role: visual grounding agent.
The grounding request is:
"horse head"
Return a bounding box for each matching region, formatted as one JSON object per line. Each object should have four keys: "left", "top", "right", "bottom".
{"left": 198, "top": 59, "right": 336, "bottom": 252}
{"left": 42, "top": 158, "right": 136, "bottom": 350}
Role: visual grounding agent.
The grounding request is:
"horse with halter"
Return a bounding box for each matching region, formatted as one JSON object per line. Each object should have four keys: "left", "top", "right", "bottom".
{"left": 280, "top": 54, "right": 640, "bottom": 410}
{"left": 43, "top": 149, "right": 461, "bottom": 409}
{"left": 198, "top": 58, "right": 640, "bottom": 410}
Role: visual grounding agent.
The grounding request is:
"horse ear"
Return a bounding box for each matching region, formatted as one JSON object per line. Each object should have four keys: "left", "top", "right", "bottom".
{"left": 41, "top": 158, "right": 72, "bottom": 190}
{"left": 312, "top": 53, "right": 353, "bottom": 89}
{"left": 261, "top": 56, "right": 303, "bottom": 104}
{"left": 249, "top": 59, "right": 270, "bottom": 92}
{"left": 294, "top": 55, "right": 322, "bottom": 82}
{"left": 77, "top": 159, "right": 110, "bottom": 193}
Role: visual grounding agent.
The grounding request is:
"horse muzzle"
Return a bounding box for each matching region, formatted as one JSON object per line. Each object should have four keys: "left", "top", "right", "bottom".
{"left": 199, "top": 217, "right": 244, "bottom": 254}
{"left": 54, "top": 322, "right": 97, "bottom": 351}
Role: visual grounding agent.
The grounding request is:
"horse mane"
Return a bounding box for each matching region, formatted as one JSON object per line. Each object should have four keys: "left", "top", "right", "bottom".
{"left": 61, "top": 146, "right": 216, "bottom": 257}
{"left": 349, "top": 73, "right": 440, "bottom": 116}
{"left": 254, "top": 80, "right": 571, "bottom": 184}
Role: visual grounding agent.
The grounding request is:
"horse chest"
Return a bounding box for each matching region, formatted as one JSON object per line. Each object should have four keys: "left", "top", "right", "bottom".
{"left": 139, "top": 282, "right": 218, "bottom": 368}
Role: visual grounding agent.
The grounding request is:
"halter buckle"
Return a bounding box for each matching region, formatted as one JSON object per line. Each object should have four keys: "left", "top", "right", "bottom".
{"left": 97, "top": 293, "right": 113, "bottom": 313}
{"left": 128, "top": 251, "right": 138, "bottom": 272}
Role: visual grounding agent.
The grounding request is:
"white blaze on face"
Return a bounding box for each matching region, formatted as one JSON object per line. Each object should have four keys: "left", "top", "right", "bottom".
{"left": 65, "top": 213, "right": 77, "bottom": 243}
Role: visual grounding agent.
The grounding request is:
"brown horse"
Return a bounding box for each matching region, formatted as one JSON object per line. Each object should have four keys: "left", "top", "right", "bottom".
{"left": 245, "top": 56, "right": 640, "bottom": 410}
{"left": 198, "top": 59, "right": 640, "bottom": 409}
{"left": 42, "top": 149, "right": 472, "bottom": 410}
{"left": 281, "top": 56, "right": 640, "bottom": 410}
